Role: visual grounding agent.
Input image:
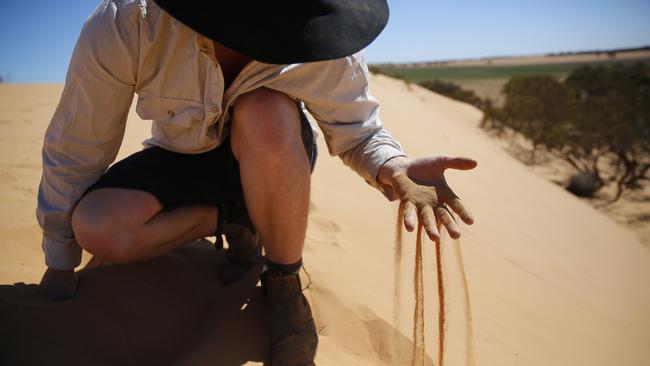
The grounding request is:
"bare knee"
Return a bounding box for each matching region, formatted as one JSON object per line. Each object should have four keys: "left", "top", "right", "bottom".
{"left": 72, "top": 189, "right": 161, "bottom": 263}
{"left": 230, "top": 87, "right": 303, "bottom": 161}
{"left": 72, "top": 194, "right": 135, "bottom": 262}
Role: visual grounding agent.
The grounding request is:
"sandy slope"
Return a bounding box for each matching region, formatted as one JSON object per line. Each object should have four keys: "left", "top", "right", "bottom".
{"left": 1, "top": 79, "right": 649, "bottom": 365}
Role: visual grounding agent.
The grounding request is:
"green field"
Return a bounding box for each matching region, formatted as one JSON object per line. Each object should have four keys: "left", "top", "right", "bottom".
{"left": 374, "top": 57, "right": 650, "bottom": 105}
{"left": 376, "top": 59, "right": 650, "bottom": 83}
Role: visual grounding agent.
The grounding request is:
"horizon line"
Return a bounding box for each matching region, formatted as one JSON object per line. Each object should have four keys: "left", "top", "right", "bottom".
{"left": 369, "top": 44, "right": 650, "bottom": 66}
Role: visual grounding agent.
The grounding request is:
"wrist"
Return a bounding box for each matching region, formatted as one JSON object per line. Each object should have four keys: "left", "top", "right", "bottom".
{"left": 377, "top": 155, "right": 410, "bottom": 187}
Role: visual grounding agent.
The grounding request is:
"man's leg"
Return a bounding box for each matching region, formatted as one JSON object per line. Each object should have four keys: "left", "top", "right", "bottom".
{"left": 230, "top": 87, "right": 317, "bottom": 365}
{"left": 72, "top": 188, "right": 217, "bottom": 263}
{"left": 230, "top": 87, "right": 311, "bottom": 267}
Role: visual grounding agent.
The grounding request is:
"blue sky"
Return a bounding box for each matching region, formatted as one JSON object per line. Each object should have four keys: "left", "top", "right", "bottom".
{"left": 1, "top": 0, "right": 649, "bottom": 82}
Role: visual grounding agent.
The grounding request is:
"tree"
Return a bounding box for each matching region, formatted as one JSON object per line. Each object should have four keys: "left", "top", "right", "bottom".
{"left": 500, "top": 75, "right": 572, "bottom": 162}
{"left": 494, "top": 64, "right": 650, "bottom": 199}
{"left": 480, "top": 98, "right": 506, "bottom": 132}
{"left": 418, "top": 79, "right": 485, "bottom": 109}
{"left": 565, "top": 63, "right": 650, "bottom": 200}
{"left": 368, "top": 65, "right": 382, "bottom": 75}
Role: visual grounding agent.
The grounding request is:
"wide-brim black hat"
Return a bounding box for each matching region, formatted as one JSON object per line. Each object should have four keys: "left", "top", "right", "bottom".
{"left": 154, "top": 0, "right": 389, "bottom": 64}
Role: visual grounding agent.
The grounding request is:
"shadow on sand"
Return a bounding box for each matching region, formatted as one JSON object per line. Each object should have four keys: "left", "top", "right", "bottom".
{"left": 0, "top": 240, "right": 269, "bottom": 366}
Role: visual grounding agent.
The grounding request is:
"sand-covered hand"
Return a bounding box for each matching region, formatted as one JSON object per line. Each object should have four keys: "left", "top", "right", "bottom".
{"left": 389, "top": 156, "right": 476, "bottom": 241}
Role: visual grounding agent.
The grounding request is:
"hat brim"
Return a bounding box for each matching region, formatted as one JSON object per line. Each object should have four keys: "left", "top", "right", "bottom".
{"left": 154, "top": 0, "right": 389, "bottom": 64}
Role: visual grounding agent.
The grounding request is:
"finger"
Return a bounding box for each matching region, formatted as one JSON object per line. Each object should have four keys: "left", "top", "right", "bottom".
{"left": 437, "top": 183, "right": 474, "bottom": 226}
{"left": 420, "top": 205, "right": 440, "bottom": 241}
{"left": 435, "top": 206, "right": 461, "bottom": 239}
{"left": 448, "top": 198, "right": 474, "bottom": 225}
{"left": 402, "top": 201, "right": 417, "bottom": 232}
{"left": 439, "top": 156, "right": 478, "bottom": 171}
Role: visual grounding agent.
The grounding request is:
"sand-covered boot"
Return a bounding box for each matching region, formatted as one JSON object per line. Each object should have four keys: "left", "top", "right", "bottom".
{"left": 262, "top": 271, "right": 318, "bottom": 366}
{"left": 216, "top": 202, "right": 262, "bottom": 284}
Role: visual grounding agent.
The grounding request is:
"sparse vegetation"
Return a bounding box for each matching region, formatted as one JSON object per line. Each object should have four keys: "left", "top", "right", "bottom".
{"left": 417, "top": 80, "right": 484, "bottom": 109}
{"left": 368, "top": 65, "right": 382, "bottom": 75}
{"left": 500, "top": 75, "right": 572, "bottom": 163}
{"left": 483, "top": 63, "right": 650, "bottom": 200}
{"left": 564, "top": 64, "right": 650, "bottom": 200}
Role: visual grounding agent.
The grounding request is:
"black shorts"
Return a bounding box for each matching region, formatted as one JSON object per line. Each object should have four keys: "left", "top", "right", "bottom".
{"left": 85, "top": 106, "right": 318, "bottom": 208}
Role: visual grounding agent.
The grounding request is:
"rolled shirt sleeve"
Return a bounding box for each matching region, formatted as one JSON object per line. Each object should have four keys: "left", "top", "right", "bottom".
{"left": 37, "top": 0, "right": 138, "bottom": 269}
{"left": 265, "top": 52, "right": 406, "bottom": 197}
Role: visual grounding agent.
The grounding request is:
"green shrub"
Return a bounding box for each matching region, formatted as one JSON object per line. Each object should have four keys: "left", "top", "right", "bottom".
{"left": 418, "top": 79, "right": 485, "bottom": 109}
{"left": 492, "top": 63, "right": 650, "bottom": 199}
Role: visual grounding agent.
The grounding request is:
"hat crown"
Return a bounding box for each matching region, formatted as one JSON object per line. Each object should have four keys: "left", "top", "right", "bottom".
{"left": 154, "top": 0, "right": 389, "bottom": 64}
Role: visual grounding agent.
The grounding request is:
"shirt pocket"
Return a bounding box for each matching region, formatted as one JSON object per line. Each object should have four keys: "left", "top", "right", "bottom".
{"left": 136, "top": 94, "right": 205, "bottom": 128}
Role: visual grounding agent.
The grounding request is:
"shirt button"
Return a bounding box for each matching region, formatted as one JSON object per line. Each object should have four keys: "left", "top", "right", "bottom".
{"left": 210, "top": 105, "right": 220, "bottom": 113}
{"left": 167, "top": 110, "right": 175, "bottom": 117}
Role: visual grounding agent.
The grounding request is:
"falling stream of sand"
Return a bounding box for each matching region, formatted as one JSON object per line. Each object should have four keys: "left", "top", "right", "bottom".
{"left": 395, "top": 201, "right": 475, "bottom": 366}
{"left": 453, "top": 231, "right": 476, "bottom": 366}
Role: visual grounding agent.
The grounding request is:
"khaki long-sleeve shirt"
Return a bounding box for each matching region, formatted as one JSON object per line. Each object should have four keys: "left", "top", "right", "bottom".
{"left": 37, "top": 0, "right": 405, "bottom": 270}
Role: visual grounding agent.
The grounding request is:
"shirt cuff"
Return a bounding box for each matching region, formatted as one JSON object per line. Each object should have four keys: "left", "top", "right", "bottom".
{"left": 362, "top": 148, "right": 408, "bottom": 200}
{"left": 42, "top": 236, "right": 83, "bottom": 270}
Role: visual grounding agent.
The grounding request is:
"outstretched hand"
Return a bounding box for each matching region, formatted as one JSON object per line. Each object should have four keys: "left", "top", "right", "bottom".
{"left": 378, "top": 156, "right": 476, "bottom": 241}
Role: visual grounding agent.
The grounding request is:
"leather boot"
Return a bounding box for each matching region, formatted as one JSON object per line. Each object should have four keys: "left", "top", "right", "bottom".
{"left": 262, "top": 271, "right": 318, "bottom": 366}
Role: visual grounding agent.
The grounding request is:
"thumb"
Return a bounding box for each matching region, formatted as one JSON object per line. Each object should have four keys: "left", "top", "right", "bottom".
{"left": 439, "top": 156, "right": 477, "bottom": 171}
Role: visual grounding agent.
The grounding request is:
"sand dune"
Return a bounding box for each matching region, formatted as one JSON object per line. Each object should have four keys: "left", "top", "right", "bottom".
{"left": 1, "top": 78, "right": 649, "bottom": 365}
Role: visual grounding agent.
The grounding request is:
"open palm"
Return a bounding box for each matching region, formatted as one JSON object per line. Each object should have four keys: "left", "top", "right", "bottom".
{"left": 392, "top": 156, "right": 476, "bottom": 241}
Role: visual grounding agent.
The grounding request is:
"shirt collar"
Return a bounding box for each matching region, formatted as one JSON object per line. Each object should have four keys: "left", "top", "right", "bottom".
{"left": 194, "top": 31, "right": 291, "bottom": 85}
